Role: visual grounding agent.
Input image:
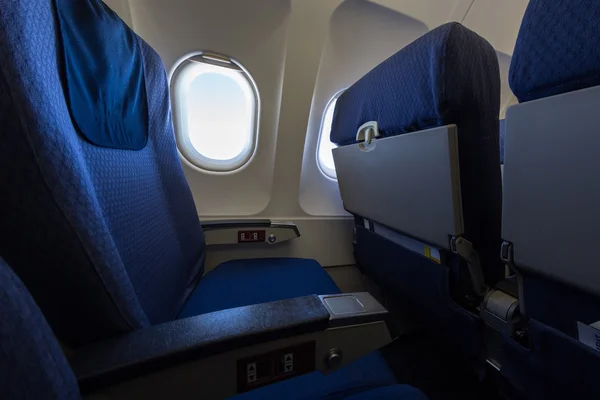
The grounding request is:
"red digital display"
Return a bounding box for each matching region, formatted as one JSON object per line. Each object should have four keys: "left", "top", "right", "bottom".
{"left": 238, "top": 230, "right": 266, "bottom": 243}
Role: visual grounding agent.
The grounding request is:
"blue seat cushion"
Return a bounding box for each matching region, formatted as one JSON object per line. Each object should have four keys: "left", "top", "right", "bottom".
{"left": 509, "top": 0, "right": 600, "bottom": 102}
{"left": 345, "top": 385, "right": 428, "bottom": 400}
{"left": 179, "top": 258, "right": 340, "bottom": 318}
{"left": 230, "top": 352, "right": 399, "bottom": 400}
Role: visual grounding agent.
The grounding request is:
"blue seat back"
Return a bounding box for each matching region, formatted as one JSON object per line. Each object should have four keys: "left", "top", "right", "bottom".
{"left": 0, "top": 0, "right": 205, "bottom": 346}
{"left": 331, "top": 22, "right": 502, "bottom": 285}
{"left": 506, "top": 0, "right": 600, "bottom": 336}
{"left": 502, "top": 0, "right": 600, "bottom": 397}
{"left": 0, "top": 257, "right": 80, "bottom": 399}
{"left": 509, "top": 0, "right": 600, "bottom": 103}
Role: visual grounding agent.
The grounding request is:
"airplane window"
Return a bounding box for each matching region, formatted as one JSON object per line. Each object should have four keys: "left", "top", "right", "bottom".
{"left": 171, "top": 53, "right": 259, "bottom": 172}
{"left": 317, "top": 92, "right": 343, "bottom": 179}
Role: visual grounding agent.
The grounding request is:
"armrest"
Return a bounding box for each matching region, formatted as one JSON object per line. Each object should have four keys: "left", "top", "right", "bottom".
{"left": 72, "top": 293, "right": 390, "bottom": 398}
{"left": 201, "top": 219, "right": 300, "bottom": 245}
{"left": 71, "top": 295, "right": 328, "bottom": 392}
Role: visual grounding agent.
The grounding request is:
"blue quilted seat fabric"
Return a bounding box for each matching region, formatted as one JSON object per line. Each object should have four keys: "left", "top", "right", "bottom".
{"left": 330, "top": 22, "right": 502, "bottom": 284}
{"left": 0, "top": 0, "right": 206, "bottom": 346}
{"left": 0, "top": 257, "right": 81, "bottom": 400}
{"left": 509, "top": 0, "right": 600, "bottom": 103}
{"left": 180, "top": 258, "right": 341, "bottom": 318}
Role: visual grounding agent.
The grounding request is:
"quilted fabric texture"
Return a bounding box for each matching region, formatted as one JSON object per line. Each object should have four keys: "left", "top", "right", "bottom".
{"left": 0, "top": 257, "right": 81, "bottom": 399}
{"left": 0, "top": 0, "right": 205, "bottom": 346}
{"left": 510, "top": 0, "right": 600, "bottom": 102}
{"left": 179, "top": 258, "right": 341, "bottom": 318}
{"left": 331, "top": 23, "right": 503, "bottom": 284}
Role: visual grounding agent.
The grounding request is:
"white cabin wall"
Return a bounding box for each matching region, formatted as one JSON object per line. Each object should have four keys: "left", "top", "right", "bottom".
{"left": 462, "top": 0, "right": 529, "bottom": 56}
{"left": 371, "top": 0, "right": 474, "bottom": 28}
{"left": 103, "top": 0, "right": 133, "bottom": 27}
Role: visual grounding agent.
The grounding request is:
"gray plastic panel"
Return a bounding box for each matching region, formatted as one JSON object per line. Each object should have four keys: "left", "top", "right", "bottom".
{"left": 333, "top": 125, "right": 463, "bottom": 249}
{"left": 319, "top": 292, "right": 388, "bottom": 328}
{"left": 503, "top": 85, "right": 600, "bottom": 295}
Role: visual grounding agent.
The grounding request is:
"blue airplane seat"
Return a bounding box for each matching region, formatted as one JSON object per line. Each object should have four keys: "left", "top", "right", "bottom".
{"left": 500, "top": 0, "right": 600, "bottom": 397}
{"left": 0, "top": 0, "right": 338, "bottom": 345}
{"left": 330, "top": 22, "right": 502, "bottom": 367}
{"left": 0, "top": 256, "right": 427, "bottom": 400}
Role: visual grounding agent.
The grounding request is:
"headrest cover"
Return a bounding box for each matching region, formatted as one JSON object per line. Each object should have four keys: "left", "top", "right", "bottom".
{"left": 330, "top": 22, "right": 499, "bottom": 145}
{"left": 55, "top": 0, "right": 149, "bottom": 150}
{"left": 509, "top": 0, "right": 600, "bottom": 103}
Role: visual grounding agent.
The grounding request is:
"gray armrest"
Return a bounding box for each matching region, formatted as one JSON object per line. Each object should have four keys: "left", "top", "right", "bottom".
{"left": 72, "top": 295, "right": 329, "bottom": 393}
{"left": 72, "top": 293, "right": 390, "bottom": 399}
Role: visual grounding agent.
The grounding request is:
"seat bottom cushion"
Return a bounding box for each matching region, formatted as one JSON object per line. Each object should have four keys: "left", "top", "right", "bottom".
{"left": 178, "top": 258, "right": 341, "bottom": 318}
{"left": 180, "top": 259, "right": 400, "bottom": 399}
{"left": 230, "top": 352, "right": 399, "bottom": 400}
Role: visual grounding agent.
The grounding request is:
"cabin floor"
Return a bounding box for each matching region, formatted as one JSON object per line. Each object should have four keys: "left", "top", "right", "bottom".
{"left": 379, "top": 333, "right": 523, "bottom": 400}
{"left": 342, "top": 270, "right": 523, "bottom": 400}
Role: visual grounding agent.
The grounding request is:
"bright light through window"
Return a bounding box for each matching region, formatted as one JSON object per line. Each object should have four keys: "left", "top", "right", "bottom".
{"left": 171, "top": 54, "right": 259, "bottom": 172}
{"left": 317, "top": 92, "right": 343, "bottom": 179}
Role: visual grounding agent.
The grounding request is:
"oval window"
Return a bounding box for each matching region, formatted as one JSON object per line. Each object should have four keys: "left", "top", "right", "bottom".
{"left": 171, "top": 53, "right": 259, "bottom": 172}
{"left": 317, "top": 91, "right": 344, "bottom": 179}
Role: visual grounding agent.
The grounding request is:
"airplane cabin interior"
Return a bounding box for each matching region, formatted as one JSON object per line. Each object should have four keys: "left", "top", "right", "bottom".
{"left": 1, "top": 0, "right": 599, "bottom": 399}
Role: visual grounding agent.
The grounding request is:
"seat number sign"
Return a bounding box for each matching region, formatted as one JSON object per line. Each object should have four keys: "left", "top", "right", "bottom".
{"left": 238, "top": 230, "right": 266, "bottom": 243}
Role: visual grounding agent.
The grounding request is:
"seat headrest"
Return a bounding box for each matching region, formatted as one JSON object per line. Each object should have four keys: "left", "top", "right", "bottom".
{"left": 509, "top": 0, "right": 600, "bottom": 103}
{"left": 55, "top": 0, "right": 149, "bottom": 150}
{"left": 330, "top": 22, "right": 499, "bottom": 146}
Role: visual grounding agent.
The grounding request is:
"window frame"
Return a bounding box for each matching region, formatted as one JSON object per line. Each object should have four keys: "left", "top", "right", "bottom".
{"left": 316, "top": 90, "right": 345, "bottom": 180}
{"left": 170, "top": 52, "right": 260, "bottom": 173}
